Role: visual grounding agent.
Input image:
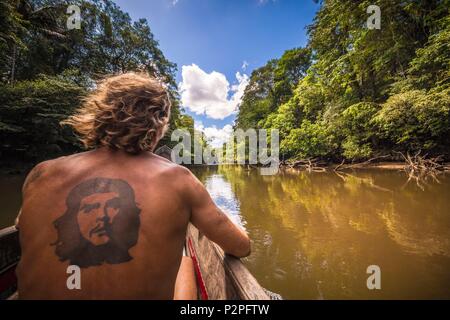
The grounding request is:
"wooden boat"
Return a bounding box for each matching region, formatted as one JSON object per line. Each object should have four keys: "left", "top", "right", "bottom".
{"left": 185, "top": 224, "right": 269, "bottom": 299}
{"left": 0, "top": 226, "right": 19, "bottom": 300}
{"left": 0, "top": 224, "right": 269, "bottom": 300}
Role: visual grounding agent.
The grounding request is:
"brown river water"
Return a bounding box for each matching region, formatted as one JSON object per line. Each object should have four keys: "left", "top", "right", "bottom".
{"left": 1, "top": 166, "right": 450, "bottom": 299}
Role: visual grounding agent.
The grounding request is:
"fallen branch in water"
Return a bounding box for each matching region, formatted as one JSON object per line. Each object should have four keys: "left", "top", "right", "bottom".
{"left": 395, "top": 151, "right": 446, "bottom": 190}
{"left": 284, "top": 158, "right": 327, "bottom": 172}
{"left": 334, "top": 155, "right": 390, "bottom": 171}
{"left": 334, "top": 171, "right": 393, "bottom": 193}
{"left": 333, "top": 159, "right": 345, "bottom": 172}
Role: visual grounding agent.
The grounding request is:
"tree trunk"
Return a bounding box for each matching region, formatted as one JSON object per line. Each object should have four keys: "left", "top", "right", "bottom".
{"left": 10, "top": 44, "right": 17, "bottom": 85}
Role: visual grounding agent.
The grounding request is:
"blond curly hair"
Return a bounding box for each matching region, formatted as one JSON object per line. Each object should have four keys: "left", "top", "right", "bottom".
{"left": 62, "top": 72, "right": 171, "bottom": 154}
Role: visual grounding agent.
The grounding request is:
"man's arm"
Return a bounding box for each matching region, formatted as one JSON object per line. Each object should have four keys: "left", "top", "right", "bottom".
{"left": 183, "top": 169, "right": 251, "bottom": 258}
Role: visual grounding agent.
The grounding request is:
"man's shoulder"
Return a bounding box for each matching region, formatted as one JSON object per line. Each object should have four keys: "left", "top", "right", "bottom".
{"left": 27, "top": 153, "right": 79, "bottom": 175}
{"left": 22, "top": 153, "right": 84, "bottom": 193}
{"left": 157, "top": 160, "right": 193, "bottom": 181}
{"left": 147, "top": 152, "right": 188, "bottom": 172}
{"left": 147, "top": 155, "right": 196, "bottom": 187}
{"left": 22, "top": 158, "right": 60, "bottom": 193}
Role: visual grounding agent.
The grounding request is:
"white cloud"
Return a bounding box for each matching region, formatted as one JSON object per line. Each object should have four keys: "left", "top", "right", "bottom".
{"left": 242, "top": 60, "right": 249, "bottom": 71}
{"left": 194, "top": 120, "right": 204, "bottom": 131}
{"left": 195, "top": 121, "right": 233, "bottom": 148}
{"left": 172, "top": 0, "right": 179, "bottom": 6}
{"left": 179, "top": 64, "right": 249, "bottom": 120}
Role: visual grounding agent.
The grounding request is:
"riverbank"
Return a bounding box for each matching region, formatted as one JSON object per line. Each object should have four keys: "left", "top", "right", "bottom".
{"left": 286, "top": 161, "right": 410, "bottom": 171}
{"left": 280, "top": 158, "right": 450, "bottom": 172}
{"left": 2, "top": 156, "right": 450, "bottom": 176}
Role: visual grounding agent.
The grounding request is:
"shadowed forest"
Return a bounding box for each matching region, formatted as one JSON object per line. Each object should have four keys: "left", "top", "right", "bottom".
{"left": 0, "top": 0, "right": 199, "bottom": 171}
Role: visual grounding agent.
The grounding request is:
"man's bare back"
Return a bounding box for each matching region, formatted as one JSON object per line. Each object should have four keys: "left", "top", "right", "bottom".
{"left": 16, "top": 148, "right": 250, "bottom": 299}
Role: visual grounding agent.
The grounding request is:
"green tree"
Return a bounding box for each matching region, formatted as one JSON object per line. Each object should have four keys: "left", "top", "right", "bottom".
{"left": 272, "top": 47, "right": 311, "bottom": 107}
{"left": 0, "top": 0, "right": 191, "bottom": 168}
{"left": 236, "top": 0, "right": 450, "bottom": 161}
{"left": 0, "top": 74, "right": 86, "bottom": 162}
{"left": 374, "top": 89, "right": 450, "bottom": 152}
{"left": 236, "top": 60, "right": 277, "bottom": 129}
{"left": 281, "top": 120, "right": 335, "bottom": 159}
{"left": 340, "top": 102, "right": 379, "bottom": 160}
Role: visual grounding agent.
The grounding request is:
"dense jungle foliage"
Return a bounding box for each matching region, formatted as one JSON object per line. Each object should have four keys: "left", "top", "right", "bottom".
{"left": 236, "top": 0, "right": 449, "bottom": 162}
{"left": 0, "top": 0, "right": 195, "bottom": 168}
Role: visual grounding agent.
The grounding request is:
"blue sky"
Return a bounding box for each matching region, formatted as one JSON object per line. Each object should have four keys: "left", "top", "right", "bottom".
{"left": 114, "top": 0, "right": 319, "bottom": 145}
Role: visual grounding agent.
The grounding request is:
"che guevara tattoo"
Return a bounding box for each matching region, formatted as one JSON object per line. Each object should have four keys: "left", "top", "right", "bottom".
{"left": 51, "top": 178, "right": 141, "bottom": 268}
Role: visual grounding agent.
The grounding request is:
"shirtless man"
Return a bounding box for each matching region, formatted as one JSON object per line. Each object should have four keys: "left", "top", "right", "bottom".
{"left": 15, "top": 73, "right": 250, "bottom": 299}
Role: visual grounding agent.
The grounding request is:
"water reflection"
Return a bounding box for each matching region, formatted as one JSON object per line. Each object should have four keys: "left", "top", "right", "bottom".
{"left": 1, "top": 167, "right": 449, "bottom": 299}
{"left": 203, "top": 173, "right": 245, "bottom": 228}
{"left": 0, "top": 174, "right": 25, "bottom": 228}
{"left": 191, "top": 166, "right": 450, "bottom": 299}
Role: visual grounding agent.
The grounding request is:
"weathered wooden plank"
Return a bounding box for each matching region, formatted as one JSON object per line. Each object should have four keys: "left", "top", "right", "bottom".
{"left": 211, "top": 242, "right": 270, "bottom": 300}
{"left": 0, "top": 226, "right": 20, "bottom": 300}
{"left": 0, "top": 226, "right": 20, "bottom": 273}
{"left": 7, "top": 291, "right": 19, "bottom": 300}
{"left": 186, "top": 224, "right": 269, "bottom": 300}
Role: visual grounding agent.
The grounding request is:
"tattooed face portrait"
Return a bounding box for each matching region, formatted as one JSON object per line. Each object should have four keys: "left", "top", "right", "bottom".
{"left": 77, "top": 191, "right": 120, "bottom": 245}
{"left": 52, "top": 178, "right": 141, "bottom": 268}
